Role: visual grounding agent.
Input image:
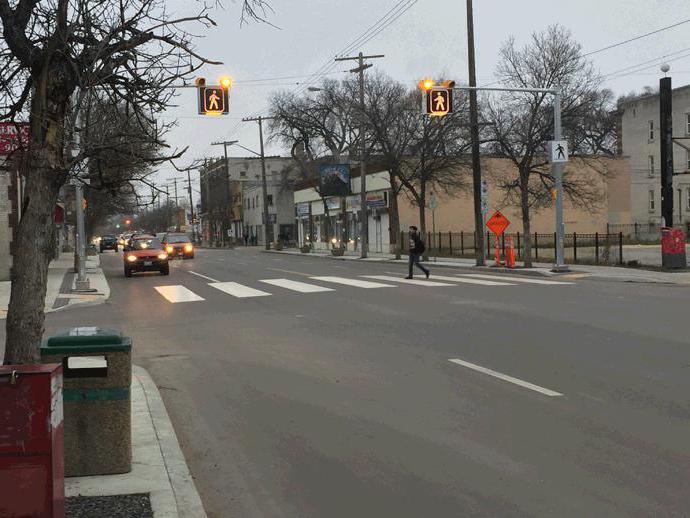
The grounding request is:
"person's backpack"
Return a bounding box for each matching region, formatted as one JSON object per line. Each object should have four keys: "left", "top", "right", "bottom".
{"left": 417, "top": 237, "right": 426, "bottom": 254}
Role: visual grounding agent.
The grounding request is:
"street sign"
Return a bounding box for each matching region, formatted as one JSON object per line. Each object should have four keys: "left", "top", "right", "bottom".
{"left": 426, "top": 88, "right": 453, "bottom": 116}
{"left": 428, "top": 192, "right": 438, "bottom": 210}
{"left": 486, "top": 210, "right": 510, "bottom": 236}
{"left": 198, "top": 85, "right": 229, "bottom": 115}
{"left": 480, "top": 180, "right": 488, "bottom": 215}
{"left": 549, "top": 140, "right": 569, "bottom": 163}
{"left": 0, "top": 122, "right": 29, "bottom": 155}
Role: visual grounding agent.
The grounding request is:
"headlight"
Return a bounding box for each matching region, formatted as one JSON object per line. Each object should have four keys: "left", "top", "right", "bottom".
{"left": 184, "top": 244, "right": 193, "bottom": 252}
{"left": 126, "top": 255, "right": 137, "bottom": 262}
{"left": 166, "top": 246, "right": 173, "bottom": 253}
{"left": 158, "top": 253, "right": 168, "bottom": 260}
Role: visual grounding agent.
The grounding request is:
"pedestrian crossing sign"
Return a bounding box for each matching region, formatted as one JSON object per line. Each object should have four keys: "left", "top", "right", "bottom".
{"left": 198, "top": 86, "right": 229, "bottom": 115}
{"left": 426, "top": 88, "right": 452, "bottom": 116}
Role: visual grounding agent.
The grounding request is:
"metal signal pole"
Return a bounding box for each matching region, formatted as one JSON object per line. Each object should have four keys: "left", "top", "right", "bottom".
{"left": 660, "top": 76, "right": 674, "bottom": 228}
{"left": 186, "top": 169, "right": 196, "bottom": 243}
{"left": 211, "top": 140, "right": 238, "bottom": 245}
{"left": 466, "top": 0, "right": 485, "bottom": 266}
{"left": 335, "top": 52, "right": 384, "bottom": 259}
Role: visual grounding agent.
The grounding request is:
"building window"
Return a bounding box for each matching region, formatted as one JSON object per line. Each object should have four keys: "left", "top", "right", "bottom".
{"left": 686, "top": 113, "right": 690, "bottom": 135}
{"left": 687, "top": 150, "right": 690, "bottom": 171}
{"left": 687, "top": 188, "right": 690, "bottom": 210}
{"left": 649, "top": 190, "right": 655, "bottom": 212}
{"left": 649, "top": 155, "right": 655, "bottom": 177}
{"left": 267, "top": 194, "right": 274, "bottom": 206}
{"left": 649, "top": 120, "right": 655, "bottom": 141}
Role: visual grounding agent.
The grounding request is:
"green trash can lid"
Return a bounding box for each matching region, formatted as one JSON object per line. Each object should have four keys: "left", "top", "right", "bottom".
{"left": 41, "top": 327, "right": 131, "bottom": 354}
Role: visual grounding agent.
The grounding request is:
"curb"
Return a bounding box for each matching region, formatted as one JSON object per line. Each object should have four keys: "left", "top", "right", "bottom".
{"left": 134, "top": 365, "right": 208, "bottom": 518}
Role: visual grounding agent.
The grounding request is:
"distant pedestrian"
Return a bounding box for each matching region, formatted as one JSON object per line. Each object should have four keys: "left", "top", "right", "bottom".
{"left": 406, "top": 226, "right": 429, "bottom": 279}
{"left": 243, "top": 233, "right": 249, "bottom": 246}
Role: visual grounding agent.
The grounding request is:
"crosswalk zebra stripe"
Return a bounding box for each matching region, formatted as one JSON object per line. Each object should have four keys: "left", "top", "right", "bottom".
{"left": 362, "top": 275, "right": 455, "bottom": 287}
{"left": 460, "top": 274, "right": 573, "bottom": 285}
{"left": 209, "top": 282, "right": 271, "bottom": 298}
{"left": 259, "top": 279, "right": 334, "bottom": 293}
{"left": 422, "top": 275, "right": 514, "bottom": 286}
{"left": 154, "top": 285, "right": 205, "bottom": 303}
{"left": 310, "top": 276, "right": 396, "bottom": 288}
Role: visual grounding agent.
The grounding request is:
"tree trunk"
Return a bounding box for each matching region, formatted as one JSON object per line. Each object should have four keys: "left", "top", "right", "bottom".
{"left": 418, "top": 195, "right": 428, "bottom": 262}
{"left": 4, "top": 152, "right": 62, "bottom": 364}
{"left": 520, "top": 173, "right": 533, "bottom": 268}
{"left": 4, "top": 59, "right": 73, "bottom": 365}
{"left": 388, "top": 173, "right": 401, "bottom": 259}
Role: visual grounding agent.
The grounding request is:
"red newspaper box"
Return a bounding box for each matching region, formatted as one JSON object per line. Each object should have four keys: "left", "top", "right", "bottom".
{"left": 661, "top": 227, "right": 687, "bottom": 269}
{"left": 0, "top": 364, "right": 65, "bottom": 518}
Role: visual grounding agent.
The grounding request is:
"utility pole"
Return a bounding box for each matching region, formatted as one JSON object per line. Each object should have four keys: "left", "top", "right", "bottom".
{"left": 172, "top": 178, "right": 180, "bottom": 232}
{"left": 335, "top": 52, "right": 384, "bottom": 259}
{"left": 212, "top": 140, "right": 238, "bottom": 245}
{"left": 660, "top": 75, "right": 674, "bottom": 228}
{"left": 186, "top": 169, "right": 196, "bottom": 243}
{"left": 165, "top": 185, "right": 171, "bottom": 231}
{"left": 466, "top": 0, "right": 484, "bottom": 266}
{"left": 242, "top": 116, "right": 274, "bottom": 250}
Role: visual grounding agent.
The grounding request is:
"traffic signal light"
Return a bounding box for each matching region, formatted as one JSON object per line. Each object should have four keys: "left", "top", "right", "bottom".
{"left": 419, "top": 79, "right": 435, "bottom": 91}
{"left": 219, "top": 76, "right": 233, "bottom": 90}
{"left": 195, "top": 77, "right": 206, "bottom": 87}
{"left": 441, "top": 79, "right": 456, "bottom": 88}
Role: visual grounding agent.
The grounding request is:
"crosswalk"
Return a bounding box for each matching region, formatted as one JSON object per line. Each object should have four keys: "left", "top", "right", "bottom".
{"left": 152, "top": 272, "right": 574, "bottom": 303}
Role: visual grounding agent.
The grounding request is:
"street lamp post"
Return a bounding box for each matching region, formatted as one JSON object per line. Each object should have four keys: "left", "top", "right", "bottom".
{"left": 242, "top": 116, "right": 274, "bottom": 251}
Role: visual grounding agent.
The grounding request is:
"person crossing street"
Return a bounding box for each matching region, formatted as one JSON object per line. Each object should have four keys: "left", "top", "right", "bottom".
{"left": 406, "top": 226, "right": 430, "bottom": 279}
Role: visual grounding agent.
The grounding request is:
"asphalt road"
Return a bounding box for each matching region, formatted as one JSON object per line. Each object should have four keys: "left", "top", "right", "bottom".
{"left": 5, "top": 248, "right": 690, "bottom": 517}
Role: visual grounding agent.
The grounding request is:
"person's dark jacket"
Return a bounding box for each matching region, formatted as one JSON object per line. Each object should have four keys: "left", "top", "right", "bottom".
{"left": 409, "top": 233, "right": 425, "bottom": 254}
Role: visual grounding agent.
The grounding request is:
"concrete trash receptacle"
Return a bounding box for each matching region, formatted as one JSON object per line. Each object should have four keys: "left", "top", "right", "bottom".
{"left": 40, "top": 327, "right": 132, "bottom": 477}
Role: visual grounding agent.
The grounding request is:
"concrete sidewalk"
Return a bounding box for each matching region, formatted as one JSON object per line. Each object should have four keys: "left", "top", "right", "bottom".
{"left": 0, "top": 252, "right": 110, "bottom": 320}
{"left": 66, "top": 365, "right": 207, "bottom": 518}
{"left": 266, "top": 249, "right": 690, "bottom": 285}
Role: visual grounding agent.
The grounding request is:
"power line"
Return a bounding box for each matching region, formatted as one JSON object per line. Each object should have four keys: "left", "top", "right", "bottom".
{"left": 603, "top": 47, "right": 690, "bottom": 79}
{"left": 584, "top": 18, "right": 690, "bottom": 58}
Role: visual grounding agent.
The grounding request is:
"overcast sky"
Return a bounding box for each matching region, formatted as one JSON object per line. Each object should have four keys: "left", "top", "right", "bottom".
{"left": 157, "top": 0, "right": 690, "bottom": 192}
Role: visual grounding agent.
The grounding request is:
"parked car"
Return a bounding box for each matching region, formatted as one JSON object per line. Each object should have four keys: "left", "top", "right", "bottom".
{"left": 99, "top": 235, "right": 119, "bottom": 253}
{"left": 123, "top": 236, "right": 169, "bottom": 277}
{"left": 161, "top": 233, "right": 194, "bottom": 259}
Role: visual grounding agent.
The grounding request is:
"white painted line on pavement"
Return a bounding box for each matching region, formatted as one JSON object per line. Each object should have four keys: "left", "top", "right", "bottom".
{"left": 259, "top": 278, "right": 334, "bottom": 293}
{"left": 268, "top": 267, "right": 312, "bottom": 277}
{"left": 448, "top": 359, "right": 564, "bottom": 397}
{"left": 363, "top": 275, "right": 454, "bottom": 287}
{"left": 209, "top": 282, "right": 271, "bottom": 298}
{"left": 188, "top": 271, "right": 220, "bottom": 283}
{"left": 154, "top": 285, "right": 205, "bottom": 303}
{"left": 460, "top": 274, "right": 573, "bottom": 285}
{"left": 384, "top": 272, "right": 513, "bottom": 286}
{"left": 311, "top": 276, "right": 396, "bottom": 288}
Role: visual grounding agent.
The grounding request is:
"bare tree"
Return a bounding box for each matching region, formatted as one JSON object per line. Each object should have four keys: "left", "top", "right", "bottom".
{"left": 1, "top": 0, "right": 270, "bottom": 364}
{"left": 485, "top": 25, "right": 615, "bottom": 267}
{"left": 269, "top": 79, "right": 360, "bottom": 243}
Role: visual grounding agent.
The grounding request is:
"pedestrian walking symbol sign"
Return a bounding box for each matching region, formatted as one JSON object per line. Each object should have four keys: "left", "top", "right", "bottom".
{"left": 486, "top": 210, "right": 510, "bottom": 236}
{"left": 199, "top": 86, "right": 229, "bottom": 115}
{"left": 549, "top": 140, "right": 569, "bottom": 163}
{"left": 426, "top": 88, "right": 452, "bottom": 116}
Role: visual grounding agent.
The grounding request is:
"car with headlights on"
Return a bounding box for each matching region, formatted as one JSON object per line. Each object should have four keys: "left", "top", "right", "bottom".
{"left": 161, "top": 233, "right": 194, "bottom": 259}
{"left": 123, "top": 236, "right": 169, "bottom": 277}
{"left": 99, "top": 234, "right": 119, "bottom": 253}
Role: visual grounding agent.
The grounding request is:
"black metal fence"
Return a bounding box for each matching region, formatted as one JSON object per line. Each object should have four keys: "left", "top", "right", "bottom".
{"left": 402, "top": 230, "right": 626, "bottom": 266}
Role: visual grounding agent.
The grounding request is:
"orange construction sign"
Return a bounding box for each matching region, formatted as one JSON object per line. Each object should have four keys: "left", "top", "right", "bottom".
{"left": 486, "top": 210, "right": 510, "bottom": 236}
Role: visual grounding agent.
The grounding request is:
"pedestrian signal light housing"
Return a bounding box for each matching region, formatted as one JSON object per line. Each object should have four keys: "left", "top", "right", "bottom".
{"left": 441, "top": 80, "right": 456, "bottom": 88}
{"left": 195, "top": 77, "right": 206, "bottom": 87}
{"left": 220, "top": 76, "right": 233, "bottom": 90}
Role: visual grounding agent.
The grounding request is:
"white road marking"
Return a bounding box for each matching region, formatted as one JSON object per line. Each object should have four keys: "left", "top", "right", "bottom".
{"left": 154, "top": 285, "right": 205, "bottom": 303}
{"left": 188, "top": 271, "right": 220, "bottom": 283}
{"left": 448, "top": 359, "right": 564, "bottom": 397}
{"left": 460, "top": 274, "right": 573, "bottom": 285}
{"left": 268, "top": 267, "right": 312, "bottom": 277}
{"left": 363, "top": 275, "right": 454, "bottom": 287}
{"left": 259, "top": 278, "right": 334, "bottom": 293}
{"left": 311, "top": 276, "right": 396, "bottom": 288}
{"left": 209, "top": 282, "right": 271, "bottom": 298}
{"left": 385, "top": 272, "right": 513, "bottom": 286}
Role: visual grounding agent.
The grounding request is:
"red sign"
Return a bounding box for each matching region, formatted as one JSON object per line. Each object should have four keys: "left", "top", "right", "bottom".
{"left": 486, "top": 210, "right": 510, "bottom": 236}
{"left": 0, "top": 122, "right": 29, "bottom": 155}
